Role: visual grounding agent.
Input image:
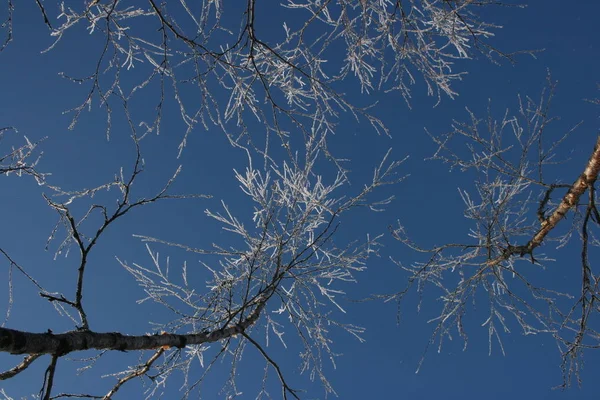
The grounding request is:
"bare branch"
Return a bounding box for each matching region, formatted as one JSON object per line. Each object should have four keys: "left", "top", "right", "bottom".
{"left": 103, "top": 348, "right": 165, "bottom": 399}
{"left": 40, "top": 355, "right": 59, "bottom": 400}
{"left": 242, "top": 332, "right": 300, "bottom": 400}
{"left": 393, "top": 80, "right": 600, "bottom": 385}
{"left": 0, "top": 353, "right": 42, "bottom": 380}
{"left": 0, "top": 301, "right": 263, "bottom": 355}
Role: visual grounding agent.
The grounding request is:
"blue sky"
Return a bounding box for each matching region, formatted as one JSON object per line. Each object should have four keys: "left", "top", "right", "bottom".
{"left": 1, "top": 1, "right": 600, "bottom": 399}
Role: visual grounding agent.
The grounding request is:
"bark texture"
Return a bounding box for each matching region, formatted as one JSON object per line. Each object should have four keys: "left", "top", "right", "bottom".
{"left": 488, "top": 135, "right": 600, "bottom": 266}
{"left": 529, "top": 135, "right": 600, "bottom": 248}
{"left": 0, "top": 303, "right": 263, "bottom": 355}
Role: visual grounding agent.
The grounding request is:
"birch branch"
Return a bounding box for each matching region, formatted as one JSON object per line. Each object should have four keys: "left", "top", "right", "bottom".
{"left": 487, "top": 135, "right": 600, "bottom": 266}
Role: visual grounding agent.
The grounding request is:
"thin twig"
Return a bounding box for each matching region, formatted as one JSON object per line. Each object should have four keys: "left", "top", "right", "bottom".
{"left": 0, "top": 353, "right": 42, "bottom": 380}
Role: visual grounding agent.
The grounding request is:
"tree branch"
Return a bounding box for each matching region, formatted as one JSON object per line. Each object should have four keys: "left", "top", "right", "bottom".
{"left": 40, "top": 354, "right": 59, "bottom": 400}
{"left": 487, "top": 135, "right": 600, "bottom": 266}
{"left": 242, "top": 332, "right": 300, "bottom": 400}
{"left": 0, "top": 300, "right": 264, "bottom": 355}
{"left": 103, "top": 348, "right": 165, "bottom": 399}
{"left": 0, "top": 353, "right": 42, "bottom": 380}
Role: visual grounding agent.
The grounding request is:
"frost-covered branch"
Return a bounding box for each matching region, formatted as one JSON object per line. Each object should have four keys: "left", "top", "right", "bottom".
{"left": 0, "top": 127, "right": 45, "bottom": 183}
{"left": 13, "top": 0, "right": 525, "bottom": 157}
{"left": 123, "top": 146, "right": 404, "bottom": 395}
{"left": 391, "top": 78, "right": 600, "bottom": 385}
{"left": 37, "top": 133, "right": 207, "bottom": 332}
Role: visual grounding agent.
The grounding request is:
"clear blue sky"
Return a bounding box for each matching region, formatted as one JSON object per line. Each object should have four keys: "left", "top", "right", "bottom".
{"left": 1, "top": 1, "right": 599, "bottom": 399}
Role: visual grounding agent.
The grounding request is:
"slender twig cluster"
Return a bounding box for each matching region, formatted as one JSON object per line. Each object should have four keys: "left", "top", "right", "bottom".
{"left": 28, "top": 0, "right": 516, "bottom": 157}
{"left": 391, "top": 77, "right": 600, "bottom": 386}
{"left": 0, "top": 0, "right": 560, "bottom": 398}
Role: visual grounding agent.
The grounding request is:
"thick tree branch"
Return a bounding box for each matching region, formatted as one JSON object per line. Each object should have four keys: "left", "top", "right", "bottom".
{"left": 487, "top": 135, "right": 600, "bottom": 266}
{"left": 530, "top": 135, "right": 600, "bottom": 246}
{"left": 0, "top": 300, "right": 264, "bottom": 355}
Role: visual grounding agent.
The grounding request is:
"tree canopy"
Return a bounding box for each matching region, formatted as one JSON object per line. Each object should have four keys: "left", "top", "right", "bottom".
{"left": 0, "top": 1, "right": 599, "bottom": 399}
